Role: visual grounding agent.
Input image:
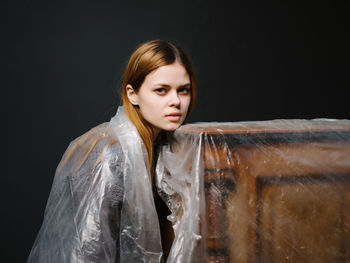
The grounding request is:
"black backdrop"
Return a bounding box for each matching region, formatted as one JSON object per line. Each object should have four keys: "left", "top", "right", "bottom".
{"left": 2, "top": 0, "right": 349, "bottom": 262}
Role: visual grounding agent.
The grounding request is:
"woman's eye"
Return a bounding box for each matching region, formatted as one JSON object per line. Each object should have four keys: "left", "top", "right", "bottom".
{"left": 178, "top": 87, "right": 190, "bottom": 94}
{"left": 155, "top": 88, "right": 167, "bottom": 94}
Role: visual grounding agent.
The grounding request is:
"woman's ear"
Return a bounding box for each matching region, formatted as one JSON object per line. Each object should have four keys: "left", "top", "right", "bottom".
{"left": 126, "top": 84, "right": 138, "bottom": 106}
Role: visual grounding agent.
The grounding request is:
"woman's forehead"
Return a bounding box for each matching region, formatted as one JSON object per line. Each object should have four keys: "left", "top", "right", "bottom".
{"left": 144, "top": 63, "right": 190, "bottom": 86}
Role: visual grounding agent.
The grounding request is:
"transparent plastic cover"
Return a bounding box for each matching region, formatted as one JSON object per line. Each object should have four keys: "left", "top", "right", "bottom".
{"left": 28, "top": 107, "right": 163, "bottom": 263}
{"left": 156, "top": 118, "right": 350, "bottom": 262}
{"left": 28, "top": 113, "right": 350, "bottom": 262}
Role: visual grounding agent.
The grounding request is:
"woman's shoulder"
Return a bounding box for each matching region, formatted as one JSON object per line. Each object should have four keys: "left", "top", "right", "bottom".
{"left": 56, "top": 122, "right": 123, "bottom": 175}
{"left": 69, "top": 122, "right": 119, "bottom": 152}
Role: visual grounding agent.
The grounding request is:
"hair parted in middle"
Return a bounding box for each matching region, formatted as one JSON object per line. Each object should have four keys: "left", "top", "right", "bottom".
{"left": 121, "top": 39, "right": 197, "bottom": 174}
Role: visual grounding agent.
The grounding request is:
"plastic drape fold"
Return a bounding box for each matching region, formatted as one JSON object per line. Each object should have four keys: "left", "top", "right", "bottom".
{"left": 28, "top": 107, "right": 163, "bottom": 263}
{"left": 156, "top": 132, "right": 205, "bottom": 263}
{"left": 111, "top": 107, "right": 163, "bottom": 262}
{"left": 156, "top": 119, "right": 350, "bottom": 263}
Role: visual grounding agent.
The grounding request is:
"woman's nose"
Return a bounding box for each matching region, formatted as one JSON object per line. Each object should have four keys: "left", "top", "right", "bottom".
{"left": 168, "top": 91, "right": 181, "bottom": 106}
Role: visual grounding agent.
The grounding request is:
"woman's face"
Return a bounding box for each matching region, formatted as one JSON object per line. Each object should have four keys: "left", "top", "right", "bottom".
{"left": 127, "top": 62, "right": 191, "bottom": 136}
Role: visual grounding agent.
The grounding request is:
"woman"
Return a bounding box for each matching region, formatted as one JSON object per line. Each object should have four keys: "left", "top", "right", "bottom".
{"left": 27, "top": 40, "right": 196, "bottom": 263}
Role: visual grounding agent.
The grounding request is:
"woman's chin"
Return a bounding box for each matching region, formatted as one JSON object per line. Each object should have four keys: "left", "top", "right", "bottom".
{"left": 162, "top": 123, "right": 182, "bottom": 131}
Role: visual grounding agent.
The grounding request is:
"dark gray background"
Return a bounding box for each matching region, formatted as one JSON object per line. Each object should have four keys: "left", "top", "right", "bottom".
{"left": 2, "top": 0, "right": 349, "bottom": 261}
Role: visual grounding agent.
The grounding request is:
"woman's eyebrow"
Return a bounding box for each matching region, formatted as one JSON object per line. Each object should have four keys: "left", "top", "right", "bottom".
{"left": 153, "top": 83, "right": 191, "bottom": 88}
{"left": 154, "top": 83, "right": 171, "bottom": 88}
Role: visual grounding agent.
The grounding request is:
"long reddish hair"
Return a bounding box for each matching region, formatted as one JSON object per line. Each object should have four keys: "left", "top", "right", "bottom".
{"left": 121, "top": 40, "right": 196, "bottom": 174}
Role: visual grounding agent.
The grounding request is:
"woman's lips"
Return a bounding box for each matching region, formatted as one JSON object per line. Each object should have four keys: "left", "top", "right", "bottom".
{"left": 166, "top": 113, "right": 182, "bottom": 121}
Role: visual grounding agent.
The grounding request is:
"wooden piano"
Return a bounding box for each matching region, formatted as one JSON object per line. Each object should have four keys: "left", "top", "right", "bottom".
{"left": 176, "top": 119, "right": 350, "bottom": 263}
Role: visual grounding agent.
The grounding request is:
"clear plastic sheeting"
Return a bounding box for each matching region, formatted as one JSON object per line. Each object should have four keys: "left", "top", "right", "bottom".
{"left": 156, "top": 130, "right": 205, "bottom": 263}
{"left": 156, "top": 119, "right": 350, "bottom": 263}
{"left": 28, "top": 107, "right": 163, "bottom": 263}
